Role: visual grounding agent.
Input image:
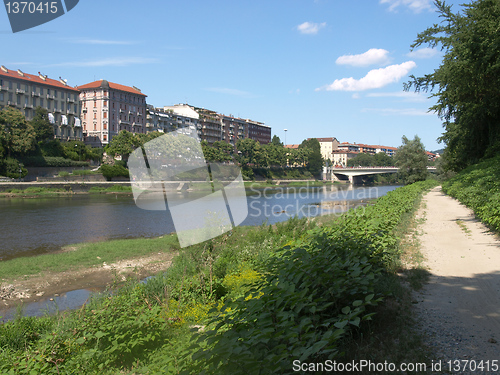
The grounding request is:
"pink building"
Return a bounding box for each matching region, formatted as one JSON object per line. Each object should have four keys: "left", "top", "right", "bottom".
{"left": 77, "top": 80, "right": 147, "bottom": 147}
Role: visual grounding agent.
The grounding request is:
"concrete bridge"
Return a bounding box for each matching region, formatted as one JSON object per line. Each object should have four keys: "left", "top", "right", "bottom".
{"left": 325, "top": 166, "right": 437, "bottom": 184}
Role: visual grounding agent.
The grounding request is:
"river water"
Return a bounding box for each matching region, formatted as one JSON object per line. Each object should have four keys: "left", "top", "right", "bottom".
{"left": 0, "top": 184, "right": 400, "bottom": 261}
{"left": 0, "top": 184, "right": 401, "bottom": 320}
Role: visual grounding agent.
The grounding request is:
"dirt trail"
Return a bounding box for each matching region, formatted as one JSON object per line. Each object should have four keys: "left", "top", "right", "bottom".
{"left": 414, "top": 186, "right": 500, "bottom": 369}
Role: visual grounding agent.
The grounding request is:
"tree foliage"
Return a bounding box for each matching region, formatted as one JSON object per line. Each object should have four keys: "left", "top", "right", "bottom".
{"left": 0, "top": 107, "right": 36, "bottom": 158}
{"left": 405, "top": 0, "right": 500, "bottom": 171}
{"left": 394, "top": 135, "right": 429, "bottom": 184}
{"left": 347, "top": 152, "right": 395, "bottom": 167}
{"left": 299, "top": 138, "right": 323, "bottom": 174}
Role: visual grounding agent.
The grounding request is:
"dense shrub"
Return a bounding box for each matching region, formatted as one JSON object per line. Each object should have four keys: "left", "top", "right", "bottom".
{"left": 442, "top": 155, "right": 500, "bottom": 231}
{"left": 0, "top": 157, "right": 28, "bottom": 179}
{"left": 99, "top": 164, "right": 129, "bottom": 180}
{"left": 19, "top": 156, "right": 88, "bottom": 167}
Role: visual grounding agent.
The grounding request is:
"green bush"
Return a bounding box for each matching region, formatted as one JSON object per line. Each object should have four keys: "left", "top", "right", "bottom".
{"left": 99, "top": 164, "right": 129, "bottom": 181}
{"left": 183, "top": 180, "right": 438, "bottom": 374}
{"left": 0, "top": 157, "right": 28, "bottom": 179}
{"left": 20, "top": 156, "right": 88, "bottom": 168}
{"left": 442, "top": 155, "right": 500, "bottom": 231}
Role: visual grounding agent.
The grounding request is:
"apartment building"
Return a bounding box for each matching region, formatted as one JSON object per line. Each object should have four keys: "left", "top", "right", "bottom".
{"left": 0, "top": 66, "right": 82, "bottom": 141}
{"left": 247, "top": 119, "right": 271, "bottom": 145}
{"left": 77, "top": 80, "right": 147, "bottom": 147}
{"left": 311, "top": 137, "right": 340, "bottom": 163}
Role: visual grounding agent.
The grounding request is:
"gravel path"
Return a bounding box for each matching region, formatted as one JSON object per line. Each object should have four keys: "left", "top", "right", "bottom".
{"left": 414, "top": 186, "right": 500, "bottom": 374}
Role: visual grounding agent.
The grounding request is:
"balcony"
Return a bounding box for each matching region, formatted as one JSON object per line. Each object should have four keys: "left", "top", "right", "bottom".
{"left": 7, "top": 101, "right": 17, "bottom": 107}
{"left": 31, "top": 91, "right": 41, "bottom": 97}
{"left": 67, "top": 97, "right": 76, "bottom": 103}
{"left": 16, "top": 89, "right": 25, "bottom": 94}
{"left": 47, "top": 94, "right": 55, "bottom": 100}
{"left": 24, "top": 103, "right": 33, "bottom": 109}
{"left": 119, "top": 120, "right": 130, "bottom": 125}
{"left": 82, "top": 108, "right": 87, "bottom": 113}
{"left": 54, "top": 108, "right": 61, "bottom": 113}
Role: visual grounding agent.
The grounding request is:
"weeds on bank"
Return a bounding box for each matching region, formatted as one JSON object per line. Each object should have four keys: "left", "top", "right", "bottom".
{"left": 0, "top": 181, "right": 439, "bottom": 374}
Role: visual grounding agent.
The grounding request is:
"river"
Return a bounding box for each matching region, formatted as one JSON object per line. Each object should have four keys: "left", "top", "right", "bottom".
{"left": 0, "top": 184, "right": 400, "bottom": 261}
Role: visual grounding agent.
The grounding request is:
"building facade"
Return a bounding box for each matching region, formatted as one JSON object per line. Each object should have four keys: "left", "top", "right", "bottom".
{"left": 247, "top": 119, "right": 271, "bottom": 144}
{"left": 77, "top": 80, "right": 147, "bottom": 147}
{"left": 313, "top": 137, "right": 340, "bottom": 163}
{"left": 0, "top": 66, "right": 82, "bottom": 141}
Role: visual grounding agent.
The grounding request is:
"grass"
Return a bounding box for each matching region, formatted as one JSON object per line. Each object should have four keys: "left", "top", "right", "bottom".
{"left": 456, "top": 219, "right": 472, "bottom": 236}
{"left": 0, "top": 181, "right": 439, "bottom": 374}
{"left": 0, "top": 234, "right": 180, "bottom": 282}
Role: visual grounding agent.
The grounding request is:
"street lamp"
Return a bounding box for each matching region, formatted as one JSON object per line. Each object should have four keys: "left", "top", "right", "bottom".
{"left": 284, "top": 129, "right": 288, "bottom": 146}
{"left": 18, "top": 164, "right": 22, "bottom": 182}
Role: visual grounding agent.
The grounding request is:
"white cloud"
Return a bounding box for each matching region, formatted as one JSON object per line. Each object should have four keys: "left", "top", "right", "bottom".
{"left": 317, "top": 61, "right": 416, "bottom": 92}
{"left": 380, "top": 0, "right": 433, "bottom": 13}
{"left": 352, "top": 93, "right": 361, "bottom": 99}
{"left": 361, "top": 107, "right": 434, "bottom": 116}
{"left": 336, "top": 48, "right": 390, "bottom": 67}
{"left": 48, "top": 57, "right": 159, "bottom": 67}
{"left": 406, "top": 47, "right": 438, "bottom": 59}
{"left": 205, "top": 87, "right": 253, "bottom": 97}
{"left": 366, "top": 91, "right": 428, "bottom": 102}
{"left": 297, "top": 22, "right": 326, "bottom": 35}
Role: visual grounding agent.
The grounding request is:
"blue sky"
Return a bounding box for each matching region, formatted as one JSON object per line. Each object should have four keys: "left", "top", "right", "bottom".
{"left": 1, "top": 0, "right": 466, "bottom": 151}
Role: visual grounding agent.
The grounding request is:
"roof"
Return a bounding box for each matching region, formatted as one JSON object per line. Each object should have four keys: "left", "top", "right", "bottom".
{"left": 0, "top": 66, "right": 80, "bottom": 92}
{"left": 76, "top": 79, "right": 147, "bottom": 97}
{"left": 310, "top": 137, "right": 338, "bottom": 142}
{"left": 285, "top": 144, "right": 300, "bottom": 149}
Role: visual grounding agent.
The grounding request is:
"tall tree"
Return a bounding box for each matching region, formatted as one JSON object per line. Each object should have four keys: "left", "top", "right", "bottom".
{"left": 0, "top": 107, "right": 36, "bottom": 157}
{"left": 30, "top": 106, "right": 54, "bottom": 142}
{"left": 394, "top": 135, "right": 429, "bottom": 184}
{"left": 299, "top": 138, "right": 323, "bottom": 174}
{"left": 105, "top": 130, "right": 140, "bottom": 162}
{"left": 405, "top": 0, "right": 500, "bottom": 171}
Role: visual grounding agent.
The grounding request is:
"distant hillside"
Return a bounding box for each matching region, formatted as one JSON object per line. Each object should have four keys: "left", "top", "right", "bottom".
{"left": 431, "top": 148, "right": 445, "bottom": 154}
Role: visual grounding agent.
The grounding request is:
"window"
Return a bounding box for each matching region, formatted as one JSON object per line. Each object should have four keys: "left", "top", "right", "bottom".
{"left": 94, "top": 100, "right": 96, "bottom": 108}
{"left": 55, "top": 90, "right": 58, "bottom": 98}
{"left": 54, "top": 101, "right": 57, "bottom": 110}
{"left": 9, "top": 93, "right": 12, "bottom": 102}
{"left": 103, "top": 123, "right": 107, "bottom": 130}
{"left": 103, "top": 112, "right": 107, "bottom": 119}
{"left": 25, "top": 96, "right": 28, "bottom": 105}
{"left": 74, "top": 104, "right": 77, "bottom": 112}
{"left": 104, "top": 100, "right": 107, "bottom": 107}
{"left": 8, "top": 81, "right": 12, "bottom": 89}
{"left": 40, "top": 98, "right": 44, "bottom": 107}
{"left": 17, "top": 95, "right": 21, "bottom": 105}
{"left": 0, "top": 93, "right": 3, "bottom": 101}
{"left": 47, "top": 100, "right": 51, "bottom": 110}
{"left": 17, "top": 82, "right": 20, "bottom": 89}
{"left": 61, "top": 102, "right": 65, "bottom": 112}
{"left": 93, "top": 123, "right": 96, "bottom": 131}
{"left": 83, "top": 113, "right": 86, "bottom": 120}
{"left": 103, "top": 134, "right": 107, "bottom": 141}
{"left": 61, "top": 92, "right": 65, "bottom": 99}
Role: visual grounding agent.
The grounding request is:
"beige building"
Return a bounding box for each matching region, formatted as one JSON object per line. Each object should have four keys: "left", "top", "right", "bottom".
{"left": 0, "top": 65, "right": 82, "bottom": 141}
{"left": 77, "top": 80, "right": 147, "bottom": 147}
